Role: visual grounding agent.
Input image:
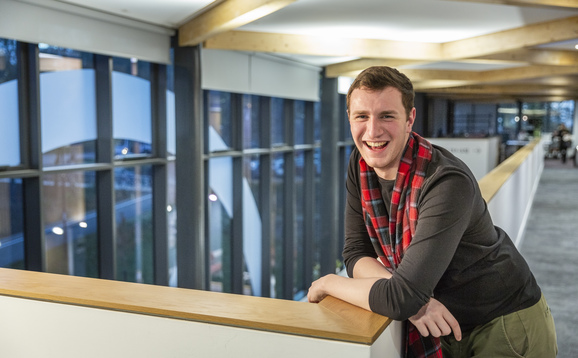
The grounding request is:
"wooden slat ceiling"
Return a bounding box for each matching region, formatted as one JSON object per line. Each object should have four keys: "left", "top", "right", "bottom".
{"left": 176, "top": 0, "right": 578, "bottom": 101}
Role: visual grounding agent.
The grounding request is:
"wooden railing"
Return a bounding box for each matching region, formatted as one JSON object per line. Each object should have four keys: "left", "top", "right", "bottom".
{"left": 0, "top": 267, "right": 398, "bottom": 357}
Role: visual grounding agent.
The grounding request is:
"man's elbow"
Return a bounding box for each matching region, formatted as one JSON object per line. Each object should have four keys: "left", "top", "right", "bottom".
{"left": 369, "top": 298, "right": 425, "bottom": 321}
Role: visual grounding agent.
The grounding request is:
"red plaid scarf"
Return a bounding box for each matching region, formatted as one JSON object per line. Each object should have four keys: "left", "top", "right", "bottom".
{"left": 359, "top": 132, "right": 442, "bottom": 358}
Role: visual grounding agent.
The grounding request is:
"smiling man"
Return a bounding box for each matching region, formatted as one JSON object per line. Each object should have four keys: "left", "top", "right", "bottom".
{"left": 307, "top": 66, "right": 557, "bottom": 358}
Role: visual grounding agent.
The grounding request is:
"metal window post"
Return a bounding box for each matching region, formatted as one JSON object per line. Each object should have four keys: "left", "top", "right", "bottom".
{"left": 174, "top": 44, "right": 205, "bottom": 290}
{"left": 319, "top": 72, "right": 340, "bottom": 276}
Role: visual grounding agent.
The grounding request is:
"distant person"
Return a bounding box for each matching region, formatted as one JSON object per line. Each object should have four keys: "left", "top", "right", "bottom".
{"left": 554, "top": 123, "right": 571, "bottom": 164}
{"left": 307, "top": 66, "right": 557, "bottom": 358}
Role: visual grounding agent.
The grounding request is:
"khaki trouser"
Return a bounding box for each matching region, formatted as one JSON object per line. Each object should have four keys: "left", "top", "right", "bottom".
{"left": 441, "top": 294, "right": 557, "bottom": 357}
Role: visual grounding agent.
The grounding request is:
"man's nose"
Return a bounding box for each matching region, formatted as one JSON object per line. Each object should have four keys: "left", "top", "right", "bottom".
{"left": 366, "top": 117, "right": 382, "bottom": 137}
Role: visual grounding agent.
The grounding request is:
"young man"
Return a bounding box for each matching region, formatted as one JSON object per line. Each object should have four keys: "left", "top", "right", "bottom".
{"left": 307, "top": 66, "right": 557, "bottom": 358}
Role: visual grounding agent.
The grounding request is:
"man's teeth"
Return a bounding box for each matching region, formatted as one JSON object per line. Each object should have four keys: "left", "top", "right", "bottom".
{"left": 366, "top": 141, "right": 387, "bottom": 148}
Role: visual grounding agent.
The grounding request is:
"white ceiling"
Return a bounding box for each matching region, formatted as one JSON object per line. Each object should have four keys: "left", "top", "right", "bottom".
{"left": 42, "top": 0, "right": 578, "bottom": 100}
{"left": 57, "top": 0, "right": 215, "bottom": 28}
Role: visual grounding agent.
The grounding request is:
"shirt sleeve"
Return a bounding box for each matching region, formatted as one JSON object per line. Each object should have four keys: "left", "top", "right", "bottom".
{"left": 368, "top": 169, "right": 477, "bottom": 320}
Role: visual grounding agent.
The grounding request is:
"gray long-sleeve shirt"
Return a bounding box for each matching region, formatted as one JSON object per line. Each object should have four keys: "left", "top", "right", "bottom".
{"left": 343, "top": 145, "right": 541, "bottom": 332}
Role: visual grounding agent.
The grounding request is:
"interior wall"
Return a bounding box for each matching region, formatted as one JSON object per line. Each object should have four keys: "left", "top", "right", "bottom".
{"left": 0, "top": 0, "right": 172, "bottom": 63}
{"left": 201, "top": 49, "right": 321, "bottom": 102}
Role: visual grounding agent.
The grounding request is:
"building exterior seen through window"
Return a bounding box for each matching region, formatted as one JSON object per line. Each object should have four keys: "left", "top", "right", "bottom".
{"left": 0, "top": 38, "right": 23, "bottom": 269}
{"left": 0, "top": 38, "right": 20, "bottom": 168}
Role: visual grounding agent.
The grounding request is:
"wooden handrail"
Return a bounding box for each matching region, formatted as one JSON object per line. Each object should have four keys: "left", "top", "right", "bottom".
{"left": 0, "top": 268, "right": 391, "bottom": 345}
{"left": 478, "top": 138, "right": 540, "bottom": 202}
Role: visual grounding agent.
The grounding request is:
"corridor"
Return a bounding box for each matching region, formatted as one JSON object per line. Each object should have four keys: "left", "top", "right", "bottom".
{"left": 520, "top": 158, "right": 578, "bottom": 358}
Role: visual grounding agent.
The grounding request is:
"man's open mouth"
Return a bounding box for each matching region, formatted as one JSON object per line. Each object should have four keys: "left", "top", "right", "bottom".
{"left": 365, "top": 141, "right": 388, "bottom": 150}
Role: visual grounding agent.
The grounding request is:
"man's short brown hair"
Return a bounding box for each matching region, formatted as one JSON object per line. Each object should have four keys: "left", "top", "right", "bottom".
{"left": 346, "top": 66, "right": 415, "bottom": 118}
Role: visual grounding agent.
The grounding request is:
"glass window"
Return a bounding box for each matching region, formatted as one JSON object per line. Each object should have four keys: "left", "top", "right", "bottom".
{"left": 43, "top": 171, "right": 97, "bottom": 277}
{"left": 167, "top": 162, "right": 177, "bottom": 287}
{"left": 497, "top": 103, "right": 519, "bottom": 141}
{"left": 454, "top": 102, "right": 497, "bottom": 137}
{"left": 314, "top": 101, "right": 322, "bottom": 144}
{"left": 294, "top": 101, "right": 305, "bottom": 145}
{"left": 271, "top": 97, "right": 285, "bottom": 146}
{"left": 243, "top": 95, "right": 260, "bottom": 149}
{"left": 546, "top": 101, "right": 575, "bottom": 133}
{"left": 0, "top": 178, "right": 24, "bottom": 269}
{"left": 0, "top": 39, "right": 17, "bottom": 82}
{"left": 39, "top": 45, "right": 97, "bottom": 167}
{"left": 167, "top": 84, "right": 176, "bottom": 158}
{"left": 115, "top": 165, "right": 153, "bottom": 283}
{"left": 271, "top": 153, "right": 285, "bottom": 298}
{"left": 166, "top": 49, "right": 176, "bottom": 157}
{"left": 166, "top": 52, "right": 177, "bottom": 286}
{"left": 208, "top": 157, "right": 233, "bottom": 293}
{"left": 208, "top": 91, "right": 233, "bottom": 150}
{"left": 112, "top": 57, "right": 152, "bottom": 159}
{"left": 518, "top": 102, "right": 545, "bottom": 140}
{"left": 342, "top": 97, "right": 353, "bottom": 143}
{"left": 0, "top": 38, "right": 20, "bottom": 168}
{"left": 243, "top": 154, "right": 261, "bottom": 296}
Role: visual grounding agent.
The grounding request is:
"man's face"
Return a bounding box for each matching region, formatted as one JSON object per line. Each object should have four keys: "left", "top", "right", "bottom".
{"left": 348, "top": 86, "right": 415, "bottom": 180}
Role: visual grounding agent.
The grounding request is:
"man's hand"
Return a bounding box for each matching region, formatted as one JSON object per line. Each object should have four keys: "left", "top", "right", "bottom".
{"left": 409, "top": 297, "right": 462, "bottom": 341}
{"left": 307, "top": 274, "right": 334, "bottom": 303}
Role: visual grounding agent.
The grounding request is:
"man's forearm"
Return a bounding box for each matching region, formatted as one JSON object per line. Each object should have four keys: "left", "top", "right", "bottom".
{"left": 309, "top": 274, "right": 380, "bottom": 311}
{"left": 352, "top": 257, "right": 393, "bottom": 279}
{"left": 308, "top": 257, "right": 391, "bottom": 312}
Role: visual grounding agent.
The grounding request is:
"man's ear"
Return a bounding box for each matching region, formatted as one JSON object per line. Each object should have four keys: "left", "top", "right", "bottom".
{"left": 406, "top": 107, "right": 416, "bottom": 132}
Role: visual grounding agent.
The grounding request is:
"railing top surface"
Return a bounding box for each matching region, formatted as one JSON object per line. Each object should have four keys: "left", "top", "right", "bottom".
{"left": 0, "top": 268, "right": 390, "bottom": 345}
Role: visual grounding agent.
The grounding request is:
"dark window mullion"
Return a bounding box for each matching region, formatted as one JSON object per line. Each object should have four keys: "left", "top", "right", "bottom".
{"left": 283, "top": 100, "right": 295, "bottom": 299}
{"left": 95, "top": 54, "right": 116, "bottom": 280}
{"left": 19, "top": 42, "right": 44, "bottom": 272}
{"left": 151, "top": 63, "right": 169, "bottom": 286}
{"left": 259, "top": 97, "right": 272, "bottom": 297}
{"left": 175, "top": 44, "right": 205, "bottom": 290}
{"left": 302, "top": 101, "right": 315, "bottom": 289}
{"left": 319, "top": 73, "right": 341, "bottom": 276}
{"left": 202, "top": 90, "right": 211, "bottom": 290}
{"left": 231, "top": 93, "right": 244, "bottom": 294}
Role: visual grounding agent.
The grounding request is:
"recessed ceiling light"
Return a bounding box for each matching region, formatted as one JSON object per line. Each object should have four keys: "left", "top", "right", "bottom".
{"left": 575, "top": 44, "right": 578, "bottom": 50}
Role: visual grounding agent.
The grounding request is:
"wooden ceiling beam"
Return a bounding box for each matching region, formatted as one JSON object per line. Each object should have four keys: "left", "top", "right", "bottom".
{"left": 420, "top": 83, "right": 576, "bottom": 94}
{"left": 477, "top": 49, "right": 578, "bottom": 66}
{"left": 418, "top": 82, "right": 578, "bottom": 102}
{"left": 405, "top": 65, "right": 578, "bottom": 91}
{"left": 441, "top": 15, "right": 578, "bottom": 59}
{"left": 204, "top": 31, "right": 443, "bottom": 60}
{"left": 443, "top": 0, "right": 578, "bottom": 10}
{"left": 202, "top": 18, "right": 578, "bottom": 62}
{"left": 482, "top": 65, "right": 578, "bottom": 81}
{"left": 324, "top": 59, "right": 424, "bottom": 78}
{"left": 179, "top": 0, "right": 296, "bottom": 46}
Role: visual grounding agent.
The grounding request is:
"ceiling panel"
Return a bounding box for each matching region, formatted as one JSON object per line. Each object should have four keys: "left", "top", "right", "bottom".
{"left": 55, "top": 0, "right": 218, "bottom": 27}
